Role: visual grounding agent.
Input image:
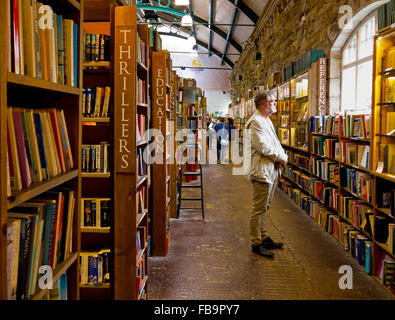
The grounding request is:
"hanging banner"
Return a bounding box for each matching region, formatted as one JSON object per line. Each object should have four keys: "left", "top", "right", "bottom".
{"left": 318, "top": 57, "right": 327, "bottom": 116}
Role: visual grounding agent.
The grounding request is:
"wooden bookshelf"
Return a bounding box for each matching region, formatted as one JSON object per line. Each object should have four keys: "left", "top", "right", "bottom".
{"left": 80, "top": 3, "right": 114, "bottom": 299}
{"left": 151, "top": 50, "right": 172, "bottom": 256}
{"left": 0, "top": 0, "right": 83, "bottom": 300}
{"left": 113, "top": 5, "right": 150, "bottom": 299}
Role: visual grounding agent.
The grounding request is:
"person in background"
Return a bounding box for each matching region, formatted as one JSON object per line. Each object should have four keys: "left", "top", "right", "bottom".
{"left": 207, "top": 117, "right": 215, "bottom": 150}
{"left": 215, "top": 117, "right": 229, "bottom": 163}
{"left": 227, "top": 118, "right": 236, "bottom": 163}
{"left": 245, "top": 91, "right": 288, "bottom": 258}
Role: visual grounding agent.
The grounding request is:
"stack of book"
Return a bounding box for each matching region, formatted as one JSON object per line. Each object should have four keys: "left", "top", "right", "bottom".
{"left": 137, "top": 34, "right": 147, "bottom": 66}
{"left": 341, "top": 113, "right": 371, "bottom": 139}
{"left": 81, "top": 198, "right": 111, "bottom": 229}
{"left": 136, "top": 114, "right": 146, "bottom": 143}
{"left": 80, "top": 249, "right": 111, "bottom": 286}
{"left": 83, "top": 33, "right": 110, "bottom": 62}
{"left": 82, "top": 87, "right": 111, "bottom": 118}
{"left": 81, "top": 143, "right": 110, "bottom": 173}
{"left": 7, "top": 107, "right": 74, "bottom": 194}
{"left": 341, "top": 141, "right": 370, "bottom": 169}
{"left": 310, "top": 158, "right": 339, "bottom": 184}
{"left": 7, "top": 1, "right": 79, "bottom": 86}
{"left": 341, "top": 167, "right": 373, "bottom": 202}
{"left": 7, "top": 189, "right": 75, "bottom": 299}
{"left": 137, "top": 79, "right": 147, "bottom": 104}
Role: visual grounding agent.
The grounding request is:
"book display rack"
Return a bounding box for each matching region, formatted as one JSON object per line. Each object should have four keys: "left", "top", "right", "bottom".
{"left": 1, "top": 0, "right": 83, "bottom": 300}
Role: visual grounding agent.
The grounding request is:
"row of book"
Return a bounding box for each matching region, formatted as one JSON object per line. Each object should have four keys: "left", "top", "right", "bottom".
{"left": 81, "top": 198, "right": 111, "bottom": 229}
{"left": 310, "top": 158, "right": 339, "bottom": 184}
{"left": 136, "top": 186, "right": 147, "bottom": 215}
{"left": 82, "top": 87, "right": 111, "bottom": 118}
{"left": 279, "top": 115, "right": 289, "bottom": 128}
{"left": 338, "top": 194, "right": 373, "bottom": 232}
{"left": 137, "top": 79, "right": 148, "bottom": 105}
{"left": 81, "top": 143, "right": 110, "bottom": 173}
{"left": 341, "top": 142, "right": 370, "bottom": 170}
{"left": 311, "top": 180, "right": 338, "bottom": 210}
{"left": 277, "top": 99, "right": 290, "bottom": 112}
{"left": 290, "top": 122, "right": 308, "bottom": 148}
{"left": 7, "top": 1, "right": 78, "bottom": 86}
{"left": 340, "top": 167, "right": 373, "bottom": 203}
{"left": 80, "top": 249, "right": 111, "bottom": 285}
{"left": 7, "top": 189, "right": 75, "bottom": 299}
{"left": 311, "top": 114, "right": 371, "bottom": 139}
{"left": 311, "top": 136, "right": 339, "bottom": 159}
{"left": 83, "top": 33, "right": 110, "bottom": 62}
{"left": 136, "top": 114, "right": 146, "bottom": 143}
{"left": 137, "top": 34, "right": 147, "bottom": 66}
{"left": 7, "top": 107, "right": 74, "bottom": 194}
{"left": 379, "top": 144, "right": 395, "bottom": 175}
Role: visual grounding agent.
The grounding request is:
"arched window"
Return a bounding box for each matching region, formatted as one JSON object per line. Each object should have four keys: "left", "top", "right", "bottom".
{"left": 341, "top": 13, "right": 377, "bottom": 113}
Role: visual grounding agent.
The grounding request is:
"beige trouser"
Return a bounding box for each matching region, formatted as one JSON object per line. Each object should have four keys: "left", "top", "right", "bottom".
{"left": 250, "top": 179, "right": 278, "bottom": 246}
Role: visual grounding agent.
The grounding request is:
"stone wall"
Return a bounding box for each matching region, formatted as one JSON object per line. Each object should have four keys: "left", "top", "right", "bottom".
{"left": 231, "top": 0, "right": 385, "bottom": 105}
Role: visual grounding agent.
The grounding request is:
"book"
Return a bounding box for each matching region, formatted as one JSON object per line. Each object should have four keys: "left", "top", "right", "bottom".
{"left": 8, "top": 108, "right": 22, "bottom": 191}
{"left": 21, "top": 0, "right": 37, "bottom": 77}
{"left": 7, "top": 218, "right": 21, "bottom": 300}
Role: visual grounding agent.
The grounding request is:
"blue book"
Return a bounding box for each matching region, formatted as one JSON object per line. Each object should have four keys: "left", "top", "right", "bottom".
{"left": 57, "top": 15, "right": 64, "bottom": 84}
{"left": 58, "top": 274, "right": 68, "bottom": 300}
{"left": 73, "top": 22, "right": 78, "bottom": 88}
{"left": 365, "top": 242, "right": 372, "bottom": 274}
{"left": 88, "top": 256, "right": 98, "bottom": 284}
{"left": 33, "top": 113, "right": 49, "bottom": 180}
{"left": 356, "top": 235, "right": 368, "bottom": 265}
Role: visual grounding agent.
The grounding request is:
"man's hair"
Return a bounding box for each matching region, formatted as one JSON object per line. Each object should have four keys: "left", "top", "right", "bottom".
{"left": 254, "top": 92, "right": 270, "bottom": 109}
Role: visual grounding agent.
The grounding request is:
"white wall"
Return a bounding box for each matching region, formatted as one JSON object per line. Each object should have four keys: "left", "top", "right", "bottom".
{"left": 204, "top": 90, "right": 231, "bottom": 115}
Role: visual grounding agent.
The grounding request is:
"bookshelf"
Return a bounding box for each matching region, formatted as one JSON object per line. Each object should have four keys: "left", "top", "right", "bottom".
{"left": 274, "top": 47, "right": 395, "bottom": 294}
{"left": 80, "top": 4, "right": 113, "bottom": 298}
{"left": 169, "top": 70, "right": 178, "bottom": 219}
{"left": 151, "top": 50, "right": 172, "bottom": 256}
{"left": 113, "top": 5, "right": 150, "bottom": 299}
{"left": 1, "top": 0, "right": 83, "bottom": 300}
{"left": 277, "top": 81, "right": 291, "bottom": 145}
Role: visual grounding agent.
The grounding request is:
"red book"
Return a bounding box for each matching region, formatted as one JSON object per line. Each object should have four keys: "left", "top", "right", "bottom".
{"left": 138, "top": 114, "right": 144, "bottom": 141}
{"left": 12, "top": 110, "right": 32, "bottom": 189}
{"left": 49, "top": 109, "right": 66, "bottom": 173}
{"left": 12, "top": 0, "right": 20, "bottom": 74}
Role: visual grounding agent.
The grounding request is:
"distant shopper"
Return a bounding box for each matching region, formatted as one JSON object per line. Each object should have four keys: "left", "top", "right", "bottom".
{"left": 245, "top": 92, "right": 288, "bottom": 258}
{"left": 207, "top": 117, "right": 215, "bottom": 150}
{"left": 215, "top": 117, "right": 229, "bottom": 163}
{"left": 227, "top": 118, "right": 236, "bottom": 162}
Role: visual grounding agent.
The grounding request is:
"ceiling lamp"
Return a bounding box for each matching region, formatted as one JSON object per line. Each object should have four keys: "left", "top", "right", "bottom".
{"left": 181, "top": 9, "right": 193, "bottom": 27}
{"left": 175, "top": 0, "right": 189, "bottom": 5}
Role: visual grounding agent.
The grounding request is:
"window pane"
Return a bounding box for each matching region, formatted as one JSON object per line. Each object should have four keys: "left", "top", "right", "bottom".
{"left": 356, "top": 60, "right": 373, "bottom": 112}
{"left": 341, "top": 66, "right": 356, "bottom": 111}
{"left": 358, "top": 16, "right": 376, "bottom": 60}
{"left": 343, "top": 34, "right": 357, "bottom": 65}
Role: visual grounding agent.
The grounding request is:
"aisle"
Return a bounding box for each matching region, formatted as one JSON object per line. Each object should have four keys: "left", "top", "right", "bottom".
{"left": 148, "top": 164, "right": 394, "bottom": 300}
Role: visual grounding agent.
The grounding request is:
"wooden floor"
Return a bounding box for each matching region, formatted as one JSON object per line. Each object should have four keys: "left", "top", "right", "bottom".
{"left": 148, "top": 164, "right": 394, "bottom": 300}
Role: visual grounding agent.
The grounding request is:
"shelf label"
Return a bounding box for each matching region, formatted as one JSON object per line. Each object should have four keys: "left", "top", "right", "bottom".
{"left": 318, "top": 57, "right": 327, "bottom": 116}
{"left": 115, "top": 22, "right": 135, "bottom": 173}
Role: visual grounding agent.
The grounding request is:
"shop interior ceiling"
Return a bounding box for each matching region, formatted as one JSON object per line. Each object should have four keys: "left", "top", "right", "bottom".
{"left": 137, "top": 0, "right": 268, "bottom": 69}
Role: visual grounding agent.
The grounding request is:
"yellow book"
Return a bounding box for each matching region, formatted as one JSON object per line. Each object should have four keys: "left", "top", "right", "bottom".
{"left": 37, "top": 2, "right": 48, "bottom": 80}
{"left": 94, "top": 87, "right": 103, "bottom": 117}
{"left": 63, "top": 19, "right": 74, "bottom": 86}
{"left": 51, "top": 191, "right": 63, "bottom": 269}
{"left": 39, "top": 111, "right": 56, "bottom": 177}
{"left": 21, "top": 0, "right": 37, "bottom": 77}
{"left": 58, "top": 110, "right": 74, "bottom": 169}
{"left": 45, "top": 111, "right": 61, "bottom": 175}
{"left": 386, "top": 111, "right": 395, "bottom": 135}
{"left": 102, "top": 87, "right": 111, "bottom": 117}
{"left": 63, "top": 191, "right": 75, "bottom": 260}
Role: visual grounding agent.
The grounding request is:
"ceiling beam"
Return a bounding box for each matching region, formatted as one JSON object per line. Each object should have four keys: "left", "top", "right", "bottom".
{"left": 158, "top": 32, "right": 234, "bottom": 69}
{"left": 189, "top": 0, "right": 198, "bottom": 49}
{"left": 155, "top": 11, "right": 242, "bottom": 53}
{"left": 228, "top": 0, "right": 259, "bottom": 23}
{"left": 221, "top": 0, "right": 238, "bottom": 65}
{"left": 208, "top": 0, "right": 215, "bottom": 56}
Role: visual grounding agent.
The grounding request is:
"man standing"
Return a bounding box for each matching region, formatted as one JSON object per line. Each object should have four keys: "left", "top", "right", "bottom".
{"left": 245, "top": 92, "right": 288, "bottom": 258}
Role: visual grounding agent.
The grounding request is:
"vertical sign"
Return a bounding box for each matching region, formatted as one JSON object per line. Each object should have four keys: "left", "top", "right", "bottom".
{"left": 318, "top": 57, "right": 327, "bottom": 116}
{"left": 115, "top": 22, "right": 135, "bottom": 172}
